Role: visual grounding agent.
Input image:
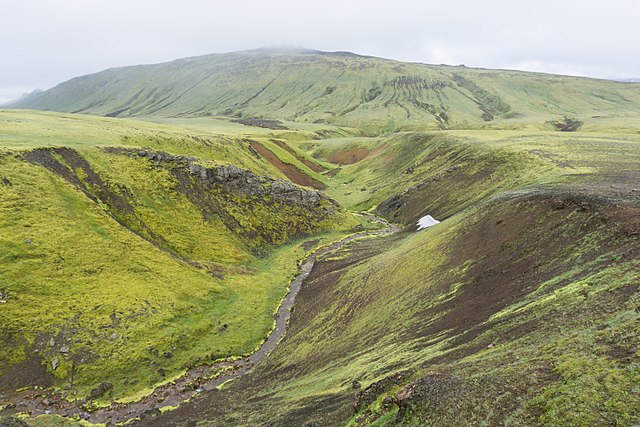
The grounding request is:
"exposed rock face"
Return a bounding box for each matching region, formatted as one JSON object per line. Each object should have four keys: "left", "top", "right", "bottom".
{"left": 376, "top": 194, "right": 404, "bottom": 220}
{"left": 0, "top": 416, "right": 28, "bottom": 427}
{"left": 100, "top": 148, "right": 342, "bottom": 249}
{"left": 118, "top": 148, "right": 336, "bottom": 212}
{"left": 393, "top": 373, "right": 466, "bottom": 422}
{"left": 353, "top": 372, "right": 409, "bottom": 412}
{"left": 23, "top": 146, "right": 332, "bottom": 213}
{"left": 89, "top": 382, "right": 113, "bottom": 399}
{"left": 23, "top": 146, "right": 345, "bottom": 258}
{"left": 231, "top": 118, "right": 288, "bottom": 130}
{"left": 351, "top": 372, "right": 470, "bottom": 424}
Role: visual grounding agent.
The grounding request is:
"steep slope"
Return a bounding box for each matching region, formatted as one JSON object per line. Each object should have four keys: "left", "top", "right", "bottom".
{"left": 149, "top": 190, "right": 640, "bottom": 427}
{"left": 10, "top": 49, "right": 640, "bottom": 133}
{"left": 145, "top": 131, "right": 640, "bottom": 426}
{"left": 0, "top": 111, "right": 358, "bottom": 404}
{"left": 302, "top": 130, "right": 640, "bottom": 223}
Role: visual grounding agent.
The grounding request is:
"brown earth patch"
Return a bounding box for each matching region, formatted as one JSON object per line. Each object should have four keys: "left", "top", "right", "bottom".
{"left": 0, "top": 356, "right": 53, "bottom": 394}
{"left": 406, "top": 193, "right": 631, "bottom": 342}
{"left": 270, "top": 139, "right": 327, "bottom": 173}
{"left": 248, "top": 140, "right": 325, "bottom": 190}
{"left": 603, "top": 203, "right": 640, "bottom": 237}
{"left": 326, "top": 148, "right": 372, "bottom": 165}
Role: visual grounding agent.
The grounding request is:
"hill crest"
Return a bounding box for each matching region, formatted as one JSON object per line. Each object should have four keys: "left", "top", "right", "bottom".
{"left": 9, "top": 48, "right": 640, "bottom": 133}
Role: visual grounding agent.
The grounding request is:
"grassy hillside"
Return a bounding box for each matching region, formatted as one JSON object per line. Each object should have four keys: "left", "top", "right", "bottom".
{"left": 2, "top": 110, "right": 640, "bottom": 427}
{"left": 0, "top": 110, "right": 359, "bottom": 404}
{"left": 2, "top": 47, "right": 640, "bottom": 427}
{"left": 301, "top": 130, "right": 640, "bottom": 223}
{"left": 161, "top": 191, "right": 639, "bottom": 427}
{"left": 148, "top": 128, "right": 640, "bottom": 426}
{"left": 10, "top": 49, "right": 640, "bottom": 134}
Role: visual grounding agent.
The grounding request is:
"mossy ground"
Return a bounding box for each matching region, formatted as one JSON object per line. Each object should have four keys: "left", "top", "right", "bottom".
{"left": 0, "top": 111, "right": 360, "bottom": 404}
{"left": 2, "top": 77, "right": 640, "bottom": 426}
{"left": 148, "top": 121, "right": 640, "bottom": 426}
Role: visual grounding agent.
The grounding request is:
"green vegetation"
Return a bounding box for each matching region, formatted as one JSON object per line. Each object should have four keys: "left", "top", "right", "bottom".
{"left": 0, "top": 110, "right": 358, "bottom": 403}
{"left": 150, "top": 115, "right": 640, "bottom": 426}
{"left": 2, "top": 49, "right": 640, "bottom": 426}
{"left": 10, "top": 49, "right": 640, "bottom": 134}
{"left": 159, "top": 179, "right": 639, "bottom": 426}
{"left": 300, "top": 129, "right": 640, "bottom": 221}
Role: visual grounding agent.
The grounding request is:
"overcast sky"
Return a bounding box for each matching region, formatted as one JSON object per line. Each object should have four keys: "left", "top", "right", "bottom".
{"left": 1, "top": 0, "right": 639, "bottom": 104}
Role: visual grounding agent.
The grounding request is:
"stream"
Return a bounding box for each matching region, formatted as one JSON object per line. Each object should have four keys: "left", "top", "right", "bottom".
{"left": 1, "top": 214, "right": 399, "bottom": 425}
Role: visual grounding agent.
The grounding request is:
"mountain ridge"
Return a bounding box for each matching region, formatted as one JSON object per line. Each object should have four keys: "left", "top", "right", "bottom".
{"left": 11, "top": 48, "right": 640, "bottom": 133}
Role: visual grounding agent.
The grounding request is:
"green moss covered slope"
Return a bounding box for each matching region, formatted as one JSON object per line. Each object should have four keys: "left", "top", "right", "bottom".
{"left": 149, "top": 128, "right": 640, "bottom": 427}
{"left": 0, "top": 111, "right": 357, "bottom": 402}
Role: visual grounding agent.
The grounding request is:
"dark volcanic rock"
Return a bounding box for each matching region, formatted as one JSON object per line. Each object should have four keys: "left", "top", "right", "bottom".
{"left": 376, "top": 194, "right": 404, "bottom": 220}
{"left": 89, "top": 382, "right": 113, "bottom": 399}
{"left": 353, "top": 371, "right": 408, "bottom": 412}
{"left": 138, "top": 407, "right": 161, "bottom": 419}
{"left": 232, "top": 118, "right": 288, "bottom": 130}
{"left": 0, "top": 416, "right": 28, "bottom": 427}
{"left": 394, "top": 373, "right": 466, "bottom": 422}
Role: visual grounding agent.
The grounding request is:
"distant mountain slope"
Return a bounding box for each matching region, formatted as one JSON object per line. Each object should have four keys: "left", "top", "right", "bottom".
{"left": 11, "top": 48, "right": 640, "bottom": 133}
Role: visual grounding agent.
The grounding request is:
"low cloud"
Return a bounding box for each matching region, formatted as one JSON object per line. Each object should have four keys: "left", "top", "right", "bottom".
{"left": 0, "top": 87, "right": 41, "bottom": 106}
{"left": 1, "top": 0, "right": 638, "bottom": 95}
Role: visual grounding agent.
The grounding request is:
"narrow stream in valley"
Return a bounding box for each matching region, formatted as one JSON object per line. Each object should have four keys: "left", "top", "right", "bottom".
{"left": 4, "top": 214, "right": 400, "bottom": 425}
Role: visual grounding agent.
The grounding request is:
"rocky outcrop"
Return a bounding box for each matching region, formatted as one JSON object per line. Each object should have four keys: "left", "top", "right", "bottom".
{"left": 0, "top": 416, "right": 28, "bottom": 427}
{"left": 353, "top": 371, "right": 409, "bottom": 412}
{"left": 351, "top": 372, "right": 468, "bottom": 425}
{"left": 393, "top": 373, "right": 465, "bottom": 422}
{"left": 22, "top": 146, "right": 345, "bottom": 262}
{"left": 231, "top": 118, "right": 288, "bottom": 130}
{"left": 89, "top": 382, "right": 114, "bottom": 400}
{"left": 100, "top": 148, "right": 343, "bottom": 249}
{"left": 110, "top": 148, "right": 336, "bottom": 212}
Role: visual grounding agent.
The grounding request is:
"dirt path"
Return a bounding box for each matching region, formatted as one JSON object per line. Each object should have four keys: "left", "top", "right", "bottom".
{"left": 1, "top": 214, "right": 399, "bottom": 425}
